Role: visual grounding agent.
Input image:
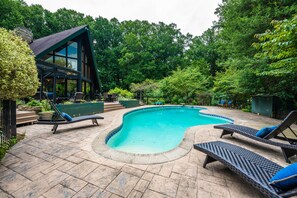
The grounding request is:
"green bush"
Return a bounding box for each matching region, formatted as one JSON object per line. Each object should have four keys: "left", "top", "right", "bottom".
{"left": 16, "top": 99, "right": 25, "bottom": 106}
{"left": 26, "top": 99, "right": 42, "bottom": 107}
{"left": 0, "top": 28, "right": 39, "bottom": 100}
{"left": 108, "top": 87, "right": 134, "bottom": 99}
{"left": 40, "top": 100, "right": 51, "bottom": 111}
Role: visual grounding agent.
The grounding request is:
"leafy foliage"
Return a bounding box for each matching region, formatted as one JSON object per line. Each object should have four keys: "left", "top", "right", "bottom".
{"left": 0, "top": 28, "right": 39, "bottom": 100}
{"left": 108, "top": 87, "right": 134, "bottom": 99}
{"left": 160, "top": 65, "right": 209, "bottom": 104}
{"left": 253, "top": 15, "right": 297, "bottom": 75}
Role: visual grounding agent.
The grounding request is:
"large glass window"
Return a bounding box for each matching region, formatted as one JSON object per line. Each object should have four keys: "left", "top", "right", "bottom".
{"left": 41, "top": 42, "right": 78, "bottom": 71}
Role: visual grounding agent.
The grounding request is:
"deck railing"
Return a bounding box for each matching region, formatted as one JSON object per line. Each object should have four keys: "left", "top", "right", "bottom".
{"left": 0, "top": 99, "right": 16, "bottom": 146}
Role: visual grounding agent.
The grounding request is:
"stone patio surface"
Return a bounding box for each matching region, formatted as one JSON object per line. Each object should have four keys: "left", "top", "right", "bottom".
{"left": 0, "top": 106, "right": 296, "bottom": 198}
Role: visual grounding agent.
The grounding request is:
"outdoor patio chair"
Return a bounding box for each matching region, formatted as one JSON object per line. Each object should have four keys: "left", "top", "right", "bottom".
{"left": 37, "top": 92, "right": 104, "bottom": 134}
{"left": 69, "top": 92, "right": 84, "bottom": 103}
{"left": 194, "top": 141, "right": 297, "bottom": 198}
{"left": 214, "top": 110, "right": 297, "bottom": 163}
{"left": 218, "top": 100, "right": 226, "bottom": 107}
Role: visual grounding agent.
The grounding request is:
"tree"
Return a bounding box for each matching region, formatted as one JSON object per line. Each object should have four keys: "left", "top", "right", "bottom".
{"left": 0, "top": 28, "right": 39, "bottom": 100}
{"left": 160, "top": 66, "right": 209, "bottom": 104}
{"left": 0, "top": 0, "right": 25, "bottom": 30}
{"left": 130, "top": 79, "right": 159, "bottom": 103}
{"left": 253, "top": 15, "right": 297, "bottom": 75}
{"left": 186, "top": 28, "right": 220, "bottom": 77}
{"left": 252, "top": 15, "right": 297, "bottom": 100}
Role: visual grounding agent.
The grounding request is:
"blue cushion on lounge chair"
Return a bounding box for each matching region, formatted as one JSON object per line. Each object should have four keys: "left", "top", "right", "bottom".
{"left": 61, "top": 112, "right": 72, "bottom": 121}
{"left": 255, "top": 125, "right": 277, "bottom": 138}
{"left": 269, "top": 163, "right": 297, "bottom": 190}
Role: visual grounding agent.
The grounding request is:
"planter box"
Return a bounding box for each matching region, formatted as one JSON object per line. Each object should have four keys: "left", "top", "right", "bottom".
{"left": 38, "top": 111, "right": 54, "bottom": 120}
{"left": 119, "top": 100, "right": 140, "bottom": 108}
{"left": 56, "top": 102, "right": 104, "bottom": 117}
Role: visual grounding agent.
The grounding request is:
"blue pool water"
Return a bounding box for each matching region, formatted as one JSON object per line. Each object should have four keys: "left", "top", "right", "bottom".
{"left": 107, "top": 107, "right": 231, "bottom": 154}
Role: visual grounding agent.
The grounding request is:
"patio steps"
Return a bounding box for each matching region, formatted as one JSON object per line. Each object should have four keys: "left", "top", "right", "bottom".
{"left": 104, "top": 103, "right": 125, "bottom": 112}
{"left": 16, "top": 111, "right": 38, "bottom": 125}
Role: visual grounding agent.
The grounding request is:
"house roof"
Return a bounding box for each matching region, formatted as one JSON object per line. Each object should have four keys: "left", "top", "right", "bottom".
{"left": 30, "top": 25, "right": 88, "bottom": 59}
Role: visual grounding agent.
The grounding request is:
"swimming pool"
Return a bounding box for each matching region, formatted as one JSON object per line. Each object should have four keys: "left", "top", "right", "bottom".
{"left": 106, "top": 106, "right": 231, "bottom": 154}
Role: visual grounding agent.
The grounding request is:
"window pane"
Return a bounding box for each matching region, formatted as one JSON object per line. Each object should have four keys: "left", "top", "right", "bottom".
{"left": 45, "top": 56, "right": 53, "bottom": 63}
{"left": 55, "top": 46, "right": 66, "bottom": 56}
{"left": 55, "top": 57, "right": 66, "bottom": 67}
{"left": 68, "top": 42, "right": 78, "bottom": 58}
{"left": 43, "top": 78, "right": 53, "bottom": 92}
{"left": 67, "top": 80, "right": 77, "bottom": 97}
{"left": 56, "top": 79, "right": 66, "bottom": 97}
{"left": 86, "top": 83, "right": 91, "bottom": 94}
{"left": 68, "top": 58, "right": 77, "bottom": 71}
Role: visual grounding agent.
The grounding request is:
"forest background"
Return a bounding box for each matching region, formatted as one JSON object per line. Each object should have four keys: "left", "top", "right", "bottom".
{"left": 1, "top": 0, "right": 296, "bottom": 107}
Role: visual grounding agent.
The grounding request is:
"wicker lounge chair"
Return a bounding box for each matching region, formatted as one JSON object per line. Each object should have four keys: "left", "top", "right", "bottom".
{"left": 214, "top": 110, "right": 297, "bottom": 163}
{"left": 37, "top": 93, "right": 104, "bottom": 134}
{"left": 194, "top": 141, "right": 297, "bottom": 198}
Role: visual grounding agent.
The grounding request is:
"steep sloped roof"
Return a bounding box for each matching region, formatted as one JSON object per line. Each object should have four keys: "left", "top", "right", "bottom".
{"left": 30, "top": 25, "right": 87, "bottom": 59}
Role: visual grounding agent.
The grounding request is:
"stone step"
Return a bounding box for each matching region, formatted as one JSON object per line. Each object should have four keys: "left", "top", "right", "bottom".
{"left": 104, "top": 103, "right": 125, "bottom": 112}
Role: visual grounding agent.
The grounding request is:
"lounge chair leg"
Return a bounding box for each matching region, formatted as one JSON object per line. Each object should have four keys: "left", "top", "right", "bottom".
{"left": 220, "top": 130, "right": 234, "bottom": 138}
{"left": 281, "top": 147, "right": 296, "bottom": 163}
{"left": 52, "top": 124, "right": 58, "bottom": 134}
{"left": 203, "top": 155, "right": 217, "bottom": 168}
{"left": 92, "top": 119, "right": 99, "bottom": 126}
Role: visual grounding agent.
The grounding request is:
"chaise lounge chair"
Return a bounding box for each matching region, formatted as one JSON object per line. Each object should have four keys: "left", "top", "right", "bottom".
{"left": 194, "top": 141, "right": 297, "bottom": 198}
{"left": 37, "top": 93, "right": 104, "bottom": 134}
{"left": 214, "top": 110, "right": 297, "bottom": 163}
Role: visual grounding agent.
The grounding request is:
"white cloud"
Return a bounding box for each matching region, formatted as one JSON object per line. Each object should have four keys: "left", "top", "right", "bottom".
{"left": 24, "top": 0, "right": 221, "bottom": 36}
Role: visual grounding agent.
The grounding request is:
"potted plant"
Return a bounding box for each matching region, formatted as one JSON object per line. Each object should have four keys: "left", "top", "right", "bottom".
{"left": 38, "top": 100, "right": 54, "bottom": 120}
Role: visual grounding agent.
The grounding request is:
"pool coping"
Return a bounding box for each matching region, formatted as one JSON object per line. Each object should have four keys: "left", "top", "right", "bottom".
{"left": 92, "top": 105, "right": 233, "bottom": 164}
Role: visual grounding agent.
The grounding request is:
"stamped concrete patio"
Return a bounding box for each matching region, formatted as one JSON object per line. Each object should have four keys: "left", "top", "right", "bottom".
{"left": 0, "top": 106, "right": 295, "bottom": 198}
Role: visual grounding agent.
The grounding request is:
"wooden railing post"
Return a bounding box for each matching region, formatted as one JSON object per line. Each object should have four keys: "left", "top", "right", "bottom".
{"left": 2, "top": 100, "right": 17, "bottom": 139}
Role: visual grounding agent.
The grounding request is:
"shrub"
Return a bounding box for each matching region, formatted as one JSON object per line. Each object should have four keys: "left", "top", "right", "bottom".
{"left": 40, "top": 100, "right": 51, "bottom": 111}
{"left": 26, "top": 99, "right": 42, "bottom": 107}
{"left": 108, "top": 87, "right": 134, "bottom": 99}
{"left": 0, "top": 28, "right": 39, "bottom": 100}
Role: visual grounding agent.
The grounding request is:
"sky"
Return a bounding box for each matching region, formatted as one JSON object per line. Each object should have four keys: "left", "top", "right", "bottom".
{"left": 23, "top": 0, "right": 222, "bottom": 36}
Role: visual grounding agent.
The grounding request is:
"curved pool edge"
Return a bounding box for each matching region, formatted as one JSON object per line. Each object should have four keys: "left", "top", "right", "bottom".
{"left": 91, "top": 105, "right": 232, "bottom": 164}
